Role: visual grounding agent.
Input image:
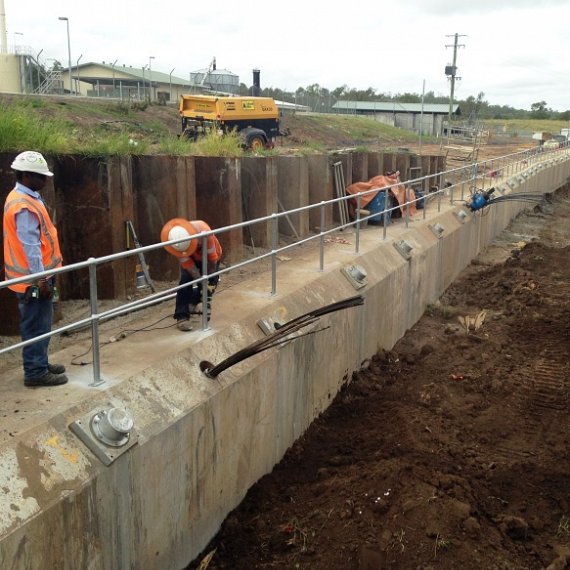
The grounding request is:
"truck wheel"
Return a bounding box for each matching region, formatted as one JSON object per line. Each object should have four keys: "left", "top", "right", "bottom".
{"left": 248, "top": 135, "right": 266, "bottom": 151}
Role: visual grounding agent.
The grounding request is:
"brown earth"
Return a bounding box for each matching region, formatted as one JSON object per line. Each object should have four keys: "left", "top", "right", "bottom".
{"left": 187, "top": 187, "right": 570, "bottom": 570}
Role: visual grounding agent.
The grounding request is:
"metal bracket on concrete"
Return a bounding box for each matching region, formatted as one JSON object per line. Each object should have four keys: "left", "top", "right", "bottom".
{"left": 257, "top": 317, "right": 283, "bottom": 336}
{"left": 429, "top": 223, "right": 445, "bottom": 239}
{"left": 393, "top": 240, "right": 413, "bottom": 261}
{"left": 454, "top": 209, "right": 469, "bottom": 223}
{"left": 69, "top": 407, "right": 138, "bottom": 466}
{"left": 257, "top": 305, "right": 289, "bottom": 343}
{"left": 341, "top": 264, "right": 367, "bottom": 290}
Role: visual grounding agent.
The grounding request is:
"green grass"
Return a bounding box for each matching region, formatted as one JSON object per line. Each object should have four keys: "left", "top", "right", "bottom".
{"left": 191, "top": 129, "right": 243, "bottom": 157}
{"left": 484, "top": 118, "right": 569, "bottom": 134}
{"left": 79, "top": 132, "right": 150, "bottom": 157}
{"left": 296, "top": 141, "right": 327, "bottom": 155}
{"left": 156, "top": 134, "right": 195, "bottom": 155}
{"left": 0, "top": 102, "right": 71, "bottom": 153}
{"left": 302, "top": 113, "right": 422, "bottom": 143}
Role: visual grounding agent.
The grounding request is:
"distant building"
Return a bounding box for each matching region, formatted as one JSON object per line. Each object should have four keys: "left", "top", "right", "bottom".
{"left": 64, "top": 62, "right": 194, "bottom": 102}
{"left": 0, "top": 55, "right": 237, "bottom": 103}
{"left": 332, "top": 100, "right": 461, "bottom": 136}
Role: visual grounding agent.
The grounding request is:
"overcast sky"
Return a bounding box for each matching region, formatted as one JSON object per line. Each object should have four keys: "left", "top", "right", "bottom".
{"left": 4, "top": 0, "right": 569, "bottom": 111}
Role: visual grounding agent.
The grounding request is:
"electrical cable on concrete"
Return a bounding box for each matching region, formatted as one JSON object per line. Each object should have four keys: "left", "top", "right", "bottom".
{"left": 70, "top": 314, "right": 176, "bottom": 365}
{"left": 200, "top": 295, "right": 364, "bottom": 378}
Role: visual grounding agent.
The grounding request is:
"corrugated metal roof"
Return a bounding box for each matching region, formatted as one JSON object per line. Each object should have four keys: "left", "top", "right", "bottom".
{"left": 66, "top": 62, "right": 191, "bottom": 84}
{"left": 333, "top": 101, "right": 460, "bottom": 114}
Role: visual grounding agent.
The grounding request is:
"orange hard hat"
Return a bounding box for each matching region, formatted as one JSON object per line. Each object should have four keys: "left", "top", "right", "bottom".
{"left": 160, "top": 218, "right": 198, "bottom": 257}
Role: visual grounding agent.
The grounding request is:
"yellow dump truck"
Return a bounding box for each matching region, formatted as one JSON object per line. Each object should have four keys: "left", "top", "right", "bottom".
{"left": 179, "top": 94, "right": 284, "bottom": 150}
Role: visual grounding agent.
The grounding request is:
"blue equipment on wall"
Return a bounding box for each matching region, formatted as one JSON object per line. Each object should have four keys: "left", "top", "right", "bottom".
{"left": 367, "top": 191, "right": 393, "bottom": 224}
{"left": 467, "top": 187, "right": 543, "bottom": 212}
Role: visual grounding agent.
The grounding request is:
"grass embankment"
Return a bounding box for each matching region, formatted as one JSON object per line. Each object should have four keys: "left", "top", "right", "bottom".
{"left": 0, "top": 96, "right": 244, "bottom": 157}
{"left": 0, "top": 95, "right": 428, "bottom": 157}
{"left": 282, "top": 113, "right": 424, "bottom": 152}
{"left": 1, "top": 94, "right": 566, "bottom": 157}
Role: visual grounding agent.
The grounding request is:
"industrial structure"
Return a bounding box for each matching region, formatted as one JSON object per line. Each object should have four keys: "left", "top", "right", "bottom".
{"left": 332, "top": 100, "right": 461, "bottom": 136}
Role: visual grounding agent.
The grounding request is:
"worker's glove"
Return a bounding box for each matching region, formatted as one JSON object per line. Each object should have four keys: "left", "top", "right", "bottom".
{"left": 37, "top": 278, "right": 54, "bottom": 300}
{"left": 208, "top": 274, "right": 219, "bottom": 287}
{"left": 185, "top": 265, "right": 201, "bottom": 281}
{"left": 207, "top": 274, "right": 219, "bottom": 297}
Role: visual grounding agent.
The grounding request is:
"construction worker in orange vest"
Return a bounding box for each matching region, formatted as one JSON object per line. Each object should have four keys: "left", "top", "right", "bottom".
{"left": 161, "top": 218, "right": 222, "bottom": 331}
{"left": 3, "top": 151, "right": 68, "bottom": 387}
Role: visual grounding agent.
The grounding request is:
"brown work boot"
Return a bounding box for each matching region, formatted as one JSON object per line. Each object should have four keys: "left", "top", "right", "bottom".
{"left": 48, "top": 363, "right": 66, "bottom": 374}
{"left": 25, "top": 371, "right": 69, "bottom": 387}
{"left": 177, "top": 319, "right": 193, "bottom": 332}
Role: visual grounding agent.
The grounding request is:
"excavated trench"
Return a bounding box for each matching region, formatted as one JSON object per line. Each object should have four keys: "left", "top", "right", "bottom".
{"left": 186, "top": 186, "right": 570, "bottom": 570}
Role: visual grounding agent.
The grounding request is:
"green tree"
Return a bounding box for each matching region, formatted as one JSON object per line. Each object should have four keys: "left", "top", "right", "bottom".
{"left": 530, "top": 101, "right": 549, "bottom": 119}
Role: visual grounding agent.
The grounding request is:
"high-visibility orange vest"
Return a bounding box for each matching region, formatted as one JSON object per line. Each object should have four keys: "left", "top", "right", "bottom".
{"left": 3, "top": 188, "right": 63, "bottom": 293}
{"left": 180, "top": 220, "right": 222, "bottom": 271}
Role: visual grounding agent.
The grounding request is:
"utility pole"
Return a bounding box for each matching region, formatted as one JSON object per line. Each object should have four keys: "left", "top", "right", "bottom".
{"left": 445, "top": 33, "right": 466, "bottom": 124}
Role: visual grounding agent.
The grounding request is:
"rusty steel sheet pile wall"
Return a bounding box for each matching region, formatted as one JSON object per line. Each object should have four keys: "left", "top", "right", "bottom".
{"left": 1, "top": 150, "right": 443, "bottom": 335}
{"left": 133, "top": 155, "right": 197, "bottom": 281}
{"left": 0, "top": 155, "right": 569, "bottom": 569}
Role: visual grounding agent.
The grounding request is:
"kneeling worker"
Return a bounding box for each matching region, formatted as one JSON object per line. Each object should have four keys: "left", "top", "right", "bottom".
{"left": 161, "top": 218, "right": 222, "bottom": 331}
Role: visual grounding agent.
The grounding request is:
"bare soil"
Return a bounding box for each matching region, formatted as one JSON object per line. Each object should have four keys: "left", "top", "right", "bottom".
{"left": 187, "top": 187, "right": 570, "bottom": 570}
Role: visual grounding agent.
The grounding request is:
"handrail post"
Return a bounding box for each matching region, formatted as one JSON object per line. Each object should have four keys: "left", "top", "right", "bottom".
{"left": 271, "top": 213, "right": 278, "bottom": 296}
{"left": 201, "top": 235, "right": 210, "bottom": 331}
{"left": 355, "top": 194, "right": 361, "bottom": 254}
{"left": 88, "top": 259, "right": 105, "bottom": 387}
{"left": 383, "top": 187, "right": 389, "bottom": 240}
{"left": 405, "top": 185, "right": 410, "bottom": 228}
{"left": 319, "top": 201, "right": 325, "bottom": 271}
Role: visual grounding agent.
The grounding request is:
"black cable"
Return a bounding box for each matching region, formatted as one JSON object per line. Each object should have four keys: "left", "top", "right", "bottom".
{"left": 201, "top": 295, "right": 364, "bottom": 378}
{"left": 70, "top": 314, "right": 176, "bottom": 365}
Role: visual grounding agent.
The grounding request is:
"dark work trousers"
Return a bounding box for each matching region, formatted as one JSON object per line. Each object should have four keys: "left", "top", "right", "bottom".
{"left": 174, "top": 263, "right": 220, "bottom": 321}
{"left": 16, "top": 292, "right": 54, "bottom": 380}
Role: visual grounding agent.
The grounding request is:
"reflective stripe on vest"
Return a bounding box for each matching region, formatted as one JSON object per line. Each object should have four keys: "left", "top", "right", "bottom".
{"left": 3, "top": 189, "right": 62, "bottom": 292}
{"left": 190, "top": 220, "right": 222, "bottom": 261}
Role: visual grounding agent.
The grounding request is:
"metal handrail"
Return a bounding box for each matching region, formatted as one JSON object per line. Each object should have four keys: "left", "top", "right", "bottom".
{"left": 1, "top": 145, "right": 567, "bottom": 385}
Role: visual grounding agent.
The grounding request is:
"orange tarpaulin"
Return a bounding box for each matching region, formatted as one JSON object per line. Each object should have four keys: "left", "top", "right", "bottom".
{"left": 345, "top": 172, "right": 417, "bottom": 218}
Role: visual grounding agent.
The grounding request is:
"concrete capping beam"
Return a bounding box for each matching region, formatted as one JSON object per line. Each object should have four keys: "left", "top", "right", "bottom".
{"left": 2, "top": 172, "right": 565, "bottom": 568}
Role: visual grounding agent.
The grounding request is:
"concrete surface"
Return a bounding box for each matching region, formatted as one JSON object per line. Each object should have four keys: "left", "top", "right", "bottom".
{"left": 0, "top": 153, "right": 569, "bottom": 569}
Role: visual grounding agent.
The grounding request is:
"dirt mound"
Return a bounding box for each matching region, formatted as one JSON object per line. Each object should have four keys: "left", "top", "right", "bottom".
{"left": 187, "top": 188, "right": 570, "bottom": 570}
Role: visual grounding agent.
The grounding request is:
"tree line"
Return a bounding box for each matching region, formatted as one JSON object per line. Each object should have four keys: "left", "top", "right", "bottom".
{"left": 238, "top": 83, "right": 570, "bottom": 121}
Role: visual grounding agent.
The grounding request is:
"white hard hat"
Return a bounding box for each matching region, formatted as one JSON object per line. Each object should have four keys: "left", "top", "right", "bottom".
{"left": 160, "top": 218, "right": 198, "bottom": 257}
{"left": 11, "top": 151, "right": 54, "bottom": 177}
{"left": 168, "top": 225, "right": 192, "bottom": 252}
